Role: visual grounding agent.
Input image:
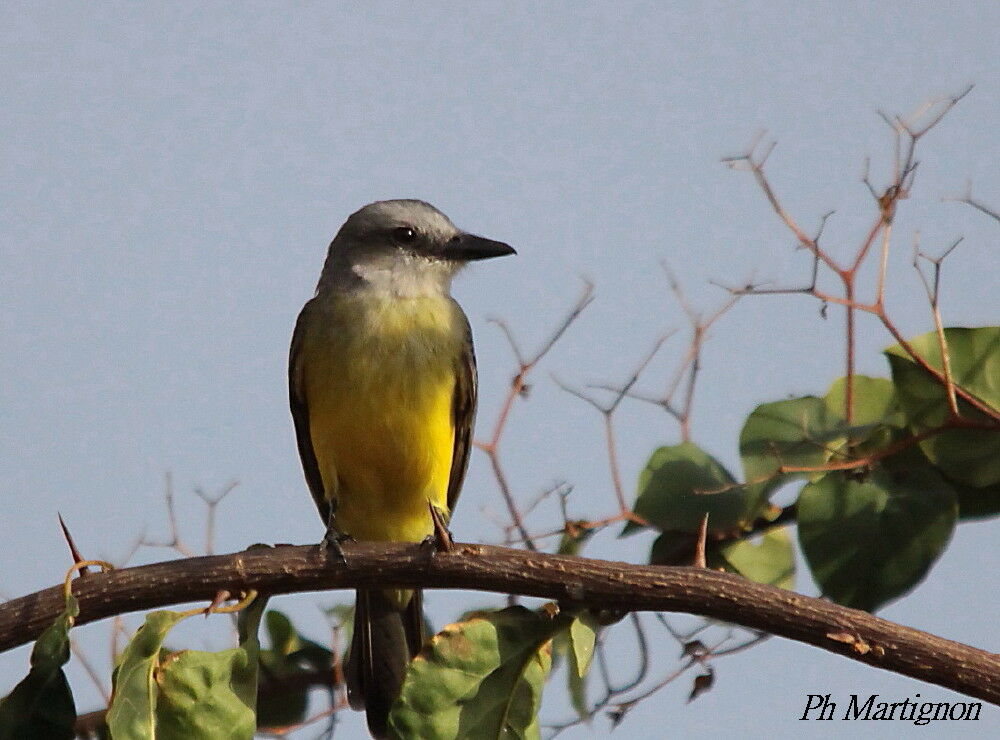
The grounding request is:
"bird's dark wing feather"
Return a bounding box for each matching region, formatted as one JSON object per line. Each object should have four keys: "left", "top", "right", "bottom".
{"left": 447, "top": 306, "right": 478, "bottom": 515}
{"left": 289, "top": 299, "right": 331, "bottom": 525}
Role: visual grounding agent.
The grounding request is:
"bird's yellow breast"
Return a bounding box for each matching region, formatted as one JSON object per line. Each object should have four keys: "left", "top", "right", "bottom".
{"left": 302, "top": 292, "right": 463, "bottom": 542}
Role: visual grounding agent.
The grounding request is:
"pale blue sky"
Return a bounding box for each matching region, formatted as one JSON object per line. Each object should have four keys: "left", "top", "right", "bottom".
{"left": 1, "top": 3, "right": 998, "bottom": 737}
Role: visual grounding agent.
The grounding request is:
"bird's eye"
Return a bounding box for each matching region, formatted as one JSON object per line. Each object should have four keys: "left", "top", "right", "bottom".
{"left": 392, "top": 226, "right": 418, "bottom": 244}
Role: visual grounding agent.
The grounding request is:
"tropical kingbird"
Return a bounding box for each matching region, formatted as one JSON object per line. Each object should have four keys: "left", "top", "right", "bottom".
{"left": 289, "top": 200, "right": 515, "bottom": 738}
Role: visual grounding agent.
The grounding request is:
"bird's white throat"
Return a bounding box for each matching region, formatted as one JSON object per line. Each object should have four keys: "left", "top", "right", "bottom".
{"left": 350, "top": 254, "right": 457, "bottom": 298}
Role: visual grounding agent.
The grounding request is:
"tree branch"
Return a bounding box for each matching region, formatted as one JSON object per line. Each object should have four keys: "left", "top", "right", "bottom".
{"left": 2, "top": 542, "right": 997, "bottom": 704}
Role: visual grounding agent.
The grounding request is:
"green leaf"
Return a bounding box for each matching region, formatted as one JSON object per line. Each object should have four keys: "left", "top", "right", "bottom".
{"left": 107, "top": 598, "right": 267, "bottom": 740}
{"left": 886, "top": 327, "right": 1000, "bottom": 487}
{"left": 324, "top": 602, "right": 356, "bottom": 652}
{"left": 798, "top": 447, "right": 958, "bottom": 611}
{"left": 648, "top": 530, "right": 698, "bottom": 565}
{"left": 824, "top": 375, "right": 902, "bottom": 428}
{"left": 257, "top": 609, "right": 331, "bottom": 728}
{"left": 233, "top": 595, "right": 267, "bottom": 713}
{"left": 949, "top": 477, "right": 1000, "bottom": 521}
{"left": 740, "top": 396, "right": 843, "bottom": 486}
{"left": 154, "top": 647, "right": 256, "bottom": 739}
{"left": 264, "top": 610, "right": 298, "bottom": 655}
{"left": 557, "top": 522, "right": 595, "bottom": 556}
{"left": 389, "top": 606, "right": 569, "bottom": 740}
{"left": 566, "top": 652, "right": 588, "bottom": 722}
{"left": 568, "top": 613, "right": 597, "bottom": 678}
{"left": 706, "top": 527, "right": 795, "bottom": 590}
{"left": 913, "top": 425, "right": 1000, "bottom": 488}
{"left": 157, "top": 597, "right": 266, "bottom": 739}
{"left": 324, "top": 602, "right": 355, "bottom": 624}
{"left": 0, "top": 593, "right": 79, "bottom": 740}
{"left": 551, "top": 630, "right": 587, "bottom": 721}
{"left": 107, "top": 610, "right": 189, "bottom": 739}
{"left": 625, "top": 442, "right": 756, "bottom": 536}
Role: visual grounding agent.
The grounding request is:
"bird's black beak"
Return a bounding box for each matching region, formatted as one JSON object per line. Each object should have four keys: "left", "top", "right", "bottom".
{"left": 443, "top": 233, "right": 517, "bottom": 261}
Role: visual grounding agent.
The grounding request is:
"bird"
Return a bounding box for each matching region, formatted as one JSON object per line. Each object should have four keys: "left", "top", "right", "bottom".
{"left": 289, "top": 199, "right": 515, "bottom": 738}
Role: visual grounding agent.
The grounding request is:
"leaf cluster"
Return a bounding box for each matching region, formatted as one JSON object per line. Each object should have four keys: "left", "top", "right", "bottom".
{"left": 626, "top": 327, "right": 999, "bottom": 612}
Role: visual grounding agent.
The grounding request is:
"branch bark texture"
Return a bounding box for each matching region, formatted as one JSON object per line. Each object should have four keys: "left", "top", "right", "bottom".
{"left": 1, "top": 542, "right": 996, "bottom": 704}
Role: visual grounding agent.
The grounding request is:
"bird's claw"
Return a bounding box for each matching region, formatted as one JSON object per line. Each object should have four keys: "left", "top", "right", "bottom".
{"left": 319, "top": 529, "right": 354, "bottom": 563}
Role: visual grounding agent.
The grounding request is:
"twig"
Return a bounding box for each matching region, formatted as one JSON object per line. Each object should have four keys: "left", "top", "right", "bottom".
{"left": 719, "top": 88, "right": 999, "bottom": 425}
{"left": 139, "top": 473, "right": 196, "bottom": 558}
{"left": 478, "top": 282, "right": 595, "bottom": 551}
{"left": 913, "top": 235, "right": 965, "bottom": 416}
{"left": 946, "top": 185, "right": 1000, "bottom": 223}
{"left": 194, "top": 480, "right": 238, "bottom": 556}
{"left": 555, "top": 334, "right": 668, "bottom": 515}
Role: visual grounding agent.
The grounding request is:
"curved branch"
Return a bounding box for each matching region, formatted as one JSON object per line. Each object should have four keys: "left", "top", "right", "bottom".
{"left": 1, "top": 542, "right": 997, "bottom": 704}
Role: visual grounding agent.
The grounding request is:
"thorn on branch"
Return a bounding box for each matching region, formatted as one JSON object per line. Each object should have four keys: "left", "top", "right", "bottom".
{"left": 58, "top": 513, "right": 89, "bottom": 576}
{"left": 687, "top": 666, "right": 715, "bottom": 703}
{"left": 693, "top": 514, "right": 708, "bottom": 569}
{"left": 428, "top": 502, "right": 454, "bottom": 553}
{"left": 681, "top": 639, "right": 709, "bottom": 659}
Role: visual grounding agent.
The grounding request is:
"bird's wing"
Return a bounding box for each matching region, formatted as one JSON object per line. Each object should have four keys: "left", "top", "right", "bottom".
{"left": 447, "top": 306, "right": 478, "bottom": 515}
{"left": 289, "top": 298, "right": 331, "bottom": 525}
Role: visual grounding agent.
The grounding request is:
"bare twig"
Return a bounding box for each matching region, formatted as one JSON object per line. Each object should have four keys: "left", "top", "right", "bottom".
{"left": 604, "top": 272, "right": 739, "bottom": 441}
{"left": 194, "top": 480, "right": 238, "bottom": 556}
{"left": 719, "top": 88, "right": 999, "bottom": 425}
{"left": 478, "top": 282, "right": 595, "bottom": 551}
{"left": 139, "top": 473, "right": 196, "bottom": 558}
{"left": 556, "top": 334, "right": 668, "bottom": 516}
{"left": 602, "top": 614, "right": 650, "bottom": 699}
{"left": 945, "top": 182, "right": 1000, "bottom": 223}
{"left": 913, "top": 235, "right": 966, "bottom": 416}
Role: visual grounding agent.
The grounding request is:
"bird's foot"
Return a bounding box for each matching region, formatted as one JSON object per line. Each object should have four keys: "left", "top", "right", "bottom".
{"left": 319, "top": 528, "right": 354, "bottom": 563}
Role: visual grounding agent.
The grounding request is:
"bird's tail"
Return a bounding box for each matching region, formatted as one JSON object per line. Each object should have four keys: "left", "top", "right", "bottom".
{"left": 346, "top": 588, "right": 424, "bottom": 739}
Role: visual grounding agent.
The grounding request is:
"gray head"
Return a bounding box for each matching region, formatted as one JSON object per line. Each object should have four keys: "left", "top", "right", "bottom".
{"left": 318, "top": 199, "right": 515, "bottom": 295}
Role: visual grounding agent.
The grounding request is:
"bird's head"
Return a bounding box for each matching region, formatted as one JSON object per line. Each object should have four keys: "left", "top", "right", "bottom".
{"left": 320, "top": 200, "right": 515, "bottom": 296}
